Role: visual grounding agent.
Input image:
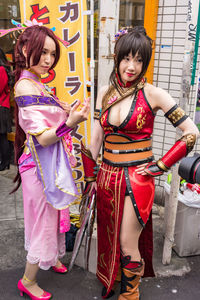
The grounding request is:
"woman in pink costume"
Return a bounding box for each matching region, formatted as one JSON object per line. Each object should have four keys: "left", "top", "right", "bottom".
{"left": 13, "top": 24, "right": 90, "bottom": 299}
{"left": 84, "top": 26, "right": 198, "bottom": 299}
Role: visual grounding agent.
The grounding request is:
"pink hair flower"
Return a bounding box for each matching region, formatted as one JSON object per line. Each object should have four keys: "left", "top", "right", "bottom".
{"left": 108, "top": 96, "right": 117, "bottom": 104}
{"left": 24, "top": 19, "right": 43, "bottom": 27}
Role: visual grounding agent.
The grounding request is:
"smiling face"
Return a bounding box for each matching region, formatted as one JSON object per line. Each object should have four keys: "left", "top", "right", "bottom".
{"left": 30, "top": 36, "right": 56, "bottom": 75}
{"left": 118, "top": 52, "right": 143, "bottom": 85}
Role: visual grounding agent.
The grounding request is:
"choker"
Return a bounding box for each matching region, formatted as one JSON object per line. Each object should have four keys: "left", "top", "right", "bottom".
{"left": 115, "top": 72, "right": 137, "bottom": 88}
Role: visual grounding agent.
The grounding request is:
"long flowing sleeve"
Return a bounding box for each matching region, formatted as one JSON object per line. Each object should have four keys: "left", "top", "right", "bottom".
{"left": 16, "top": 95, "right": 79, "bottom": 209}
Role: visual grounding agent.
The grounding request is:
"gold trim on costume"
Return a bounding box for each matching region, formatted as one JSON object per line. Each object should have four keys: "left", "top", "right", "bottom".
{"left": 157, "top": 159, "right": 169, "bottom": 172}
{"left": 180, "top": 133, "right": 196, "bottom": 153}
{"left": 27, "top": 128, "right": 50, "bottom": 136}
{"left": 94, "top": 110, "right": 100, "bottom": 120}
{"left": 81, "top": 143, "right": 96, "bottom": 161}
{"left": 97, "top": 162, "right": 124, "bottom": 290}
{"left": 101, "top": 87, "right": 136, "bottom": 116}
{"left": 168, "top": 107, "right": 185, "bottom": 124}
{"left": 136, "top": 107, "right": 147, "bottom": 130}
{"left": 29, "top": 134, "right": 80, "bottom": 210}
{"left": 84, "top": 176, "right": 97, "bottom": 182}
{"left": 165, "top": 105, "right": 188, "bottom": 127}
{"left": 15, "top": 95, "right": 60, "bottom": 107}
{"left": 101, "top": 77, "right": 146, "bottom": 117}
{"left": 55, "top": 170, "right": 80, "bottom": 198}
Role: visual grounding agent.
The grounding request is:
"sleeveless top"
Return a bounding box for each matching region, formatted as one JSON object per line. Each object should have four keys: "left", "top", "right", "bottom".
{"left": 100, "top": 88, "right": 156, "bottom": 167}
{"left": 100, "top": 88, "right": 155, "bottom": 139}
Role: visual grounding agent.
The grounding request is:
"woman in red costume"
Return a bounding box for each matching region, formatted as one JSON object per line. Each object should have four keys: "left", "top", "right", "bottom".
{"left": 82, "top": 26, "right": 199, "bottom": 299}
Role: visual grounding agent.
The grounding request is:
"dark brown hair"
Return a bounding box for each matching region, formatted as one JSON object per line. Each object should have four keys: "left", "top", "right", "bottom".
{"left": 12, "top": 25, "right": 60, "bottom": 193}
{"left": 102, "top": 26, "right": 153, "bottom": 109}
{"left": 111, "top": 26, "right": 152, "bottom": 90}
{"left": 14, "top": 25, "right": 60, "bottom": 81}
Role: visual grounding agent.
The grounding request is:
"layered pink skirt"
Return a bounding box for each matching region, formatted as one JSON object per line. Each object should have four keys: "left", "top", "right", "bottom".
{"left": 21, "top": 167, "right": 66, "bottom": 270}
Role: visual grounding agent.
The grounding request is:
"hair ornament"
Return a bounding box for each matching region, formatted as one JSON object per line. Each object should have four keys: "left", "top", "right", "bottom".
{"left": 0, "top": 19, "right": 69, "bottom": 48}
{"left": 114, "top": 28, "right": 128, "bottom": 41}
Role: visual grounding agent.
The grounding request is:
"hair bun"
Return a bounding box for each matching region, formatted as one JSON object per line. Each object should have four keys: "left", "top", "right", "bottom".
{"left": 132, "top": 26, "right": 146, "bottom": 36}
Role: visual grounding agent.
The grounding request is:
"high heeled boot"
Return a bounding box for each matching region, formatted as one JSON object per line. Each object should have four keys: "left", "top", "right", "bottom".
{"left": 102, "top": 265, "right": 122, "bottom": 299}
{"left": 118, "top": 254, "right": 144, "bottom": 300}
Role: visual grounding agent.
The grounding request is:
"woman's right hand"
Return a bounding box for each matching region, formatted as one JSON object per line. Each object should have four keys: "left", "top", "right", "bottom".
{"left": 66, "top": 98, "right": 90, "bottom": 128}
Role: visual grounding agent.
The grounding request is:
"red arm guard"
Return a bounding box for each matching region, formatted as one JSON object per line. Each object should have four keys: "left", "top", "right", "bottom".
{"left": 144, "top": 133, "right": 196, "bottom": 177}
{"left": 81, "top": 142, "right": 97, "bottom": 182}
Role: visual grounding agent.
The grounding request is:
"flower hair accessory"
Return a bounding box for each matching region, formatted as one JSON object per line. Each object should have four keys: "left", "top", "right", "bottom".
{"left": 0, "top": 19, "right": 69, "bottom": 48}
{"left": 115, "top": 28, "right": 128, "bottom": 41}
{"left": 24, "top": 19, "right": 44, "bottom": 27}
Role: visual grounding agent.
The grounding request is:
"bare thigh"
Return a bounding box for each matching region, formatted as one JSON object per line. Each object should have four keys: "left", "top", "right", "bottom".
{"left": 120, "top": 195, "right": 143, "bottom": 261}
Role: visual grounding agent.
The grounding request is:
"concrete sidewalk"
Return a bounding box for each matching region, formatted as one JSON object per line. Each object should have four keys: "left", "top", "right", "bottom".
{"left": 0, "top": 165, "right": 200, "bottom": 299}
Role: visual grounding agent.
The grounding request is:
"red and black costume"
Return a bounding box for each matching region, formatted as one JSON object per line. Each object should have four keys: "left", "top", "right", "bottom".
{"left": 81, "top": 79, "right": 196, "bottom": 299}
{"left": 96, "top": 83, "right": 156, "bottom": 298}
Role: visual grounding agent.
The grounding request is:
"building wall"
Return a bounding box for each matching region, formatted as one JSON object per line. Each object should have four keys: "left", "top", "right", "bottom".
{"left": 152, "top": 0, "right": 200, "bottom": 205}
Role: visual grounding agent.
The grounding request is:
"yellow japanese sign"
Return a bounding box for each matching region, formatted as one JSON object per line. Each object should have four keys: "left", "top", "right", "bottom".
{"left": 19, "top": 0, "right": 90, "bottom": 193}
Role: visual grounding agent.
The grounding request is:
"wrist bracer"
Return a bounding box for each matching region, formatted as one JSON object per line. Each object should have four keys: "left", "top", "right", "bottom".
{"left": 56, "top": 121, "right": 73, "bottom": 137}
{"left": 81, "top": 142, "right": 97, "bottom": 182}
{"left": 144, "top": 133, "right": 196, "bottom": 177}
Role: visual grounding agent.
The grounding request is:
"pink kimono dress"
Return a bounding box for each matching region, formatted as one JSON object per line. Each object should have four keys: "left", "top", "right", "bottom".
{"left": 15, "top": 70, "right": 79, "bottom": 270}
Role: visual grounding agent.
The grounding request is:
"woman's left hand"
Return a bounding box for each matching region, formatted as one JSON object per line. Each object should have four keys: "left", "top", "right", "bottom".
{"left": 66, "top": 97, "right": 90, "bottom": 128}
{"left": 135, "top": 163, "right": 148, "bottom": 175}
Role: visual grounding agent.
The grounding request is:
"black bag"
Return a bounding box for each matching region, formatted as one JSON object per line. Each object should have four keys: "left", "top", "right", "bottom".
{"left": 65, "top": 224, "right": 79, "bottom": 252}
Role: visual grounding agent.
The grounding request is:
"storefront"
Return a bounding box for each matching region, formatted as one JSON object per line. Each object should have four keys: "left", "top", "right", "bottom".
{"left": 0, "top": 0, "right": 20, "bottom": 56}
{"left": 1, "top": 0, "right": 150, "bottom": 81}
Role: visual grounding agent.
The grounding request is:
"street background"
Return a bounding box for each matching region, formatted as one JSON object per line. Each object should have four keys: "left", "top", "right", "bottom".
{"left": 0, "top": 166, "right": 200, "bottom": 300}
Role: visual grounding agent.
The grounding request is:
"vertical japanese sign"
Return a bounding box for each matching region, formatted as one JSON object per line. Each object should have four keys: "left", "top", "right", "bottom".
{"left": 19, "top": 0, "right": 90, "bottom": 194}
{"left": 185, "top": 0, "right": 200, "bottom": 129}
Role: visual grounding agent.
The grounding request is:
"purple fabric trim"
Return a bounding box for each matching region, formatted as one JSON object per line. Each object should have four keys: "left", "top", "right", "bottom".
{"left": 15, "top": 95, "right": 61, "bottom": 108}
{"left": 56, "top": 121, "right": 73, "bottom": 137}
{"left": 29, "top": 135, "right": 79, "bottom": 210}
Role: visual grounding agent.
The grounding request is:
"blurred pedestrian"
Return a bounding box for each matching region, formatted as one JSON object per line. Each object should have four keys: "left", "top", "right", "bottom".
{"left": 0, "top": 48, "right": 13, "bottom": 171}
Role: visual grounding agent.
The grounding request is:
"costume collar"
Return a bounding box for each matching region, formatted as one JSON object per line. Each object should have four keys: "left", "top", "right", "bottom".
{"left": 116, "top": 72, "right": 136, "bottom": 88}
{"left": 21, "top": 69, "right": 41, "bottom": 82}
{"left": 101, "top": 77, "right": 146, "bottom": 117}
